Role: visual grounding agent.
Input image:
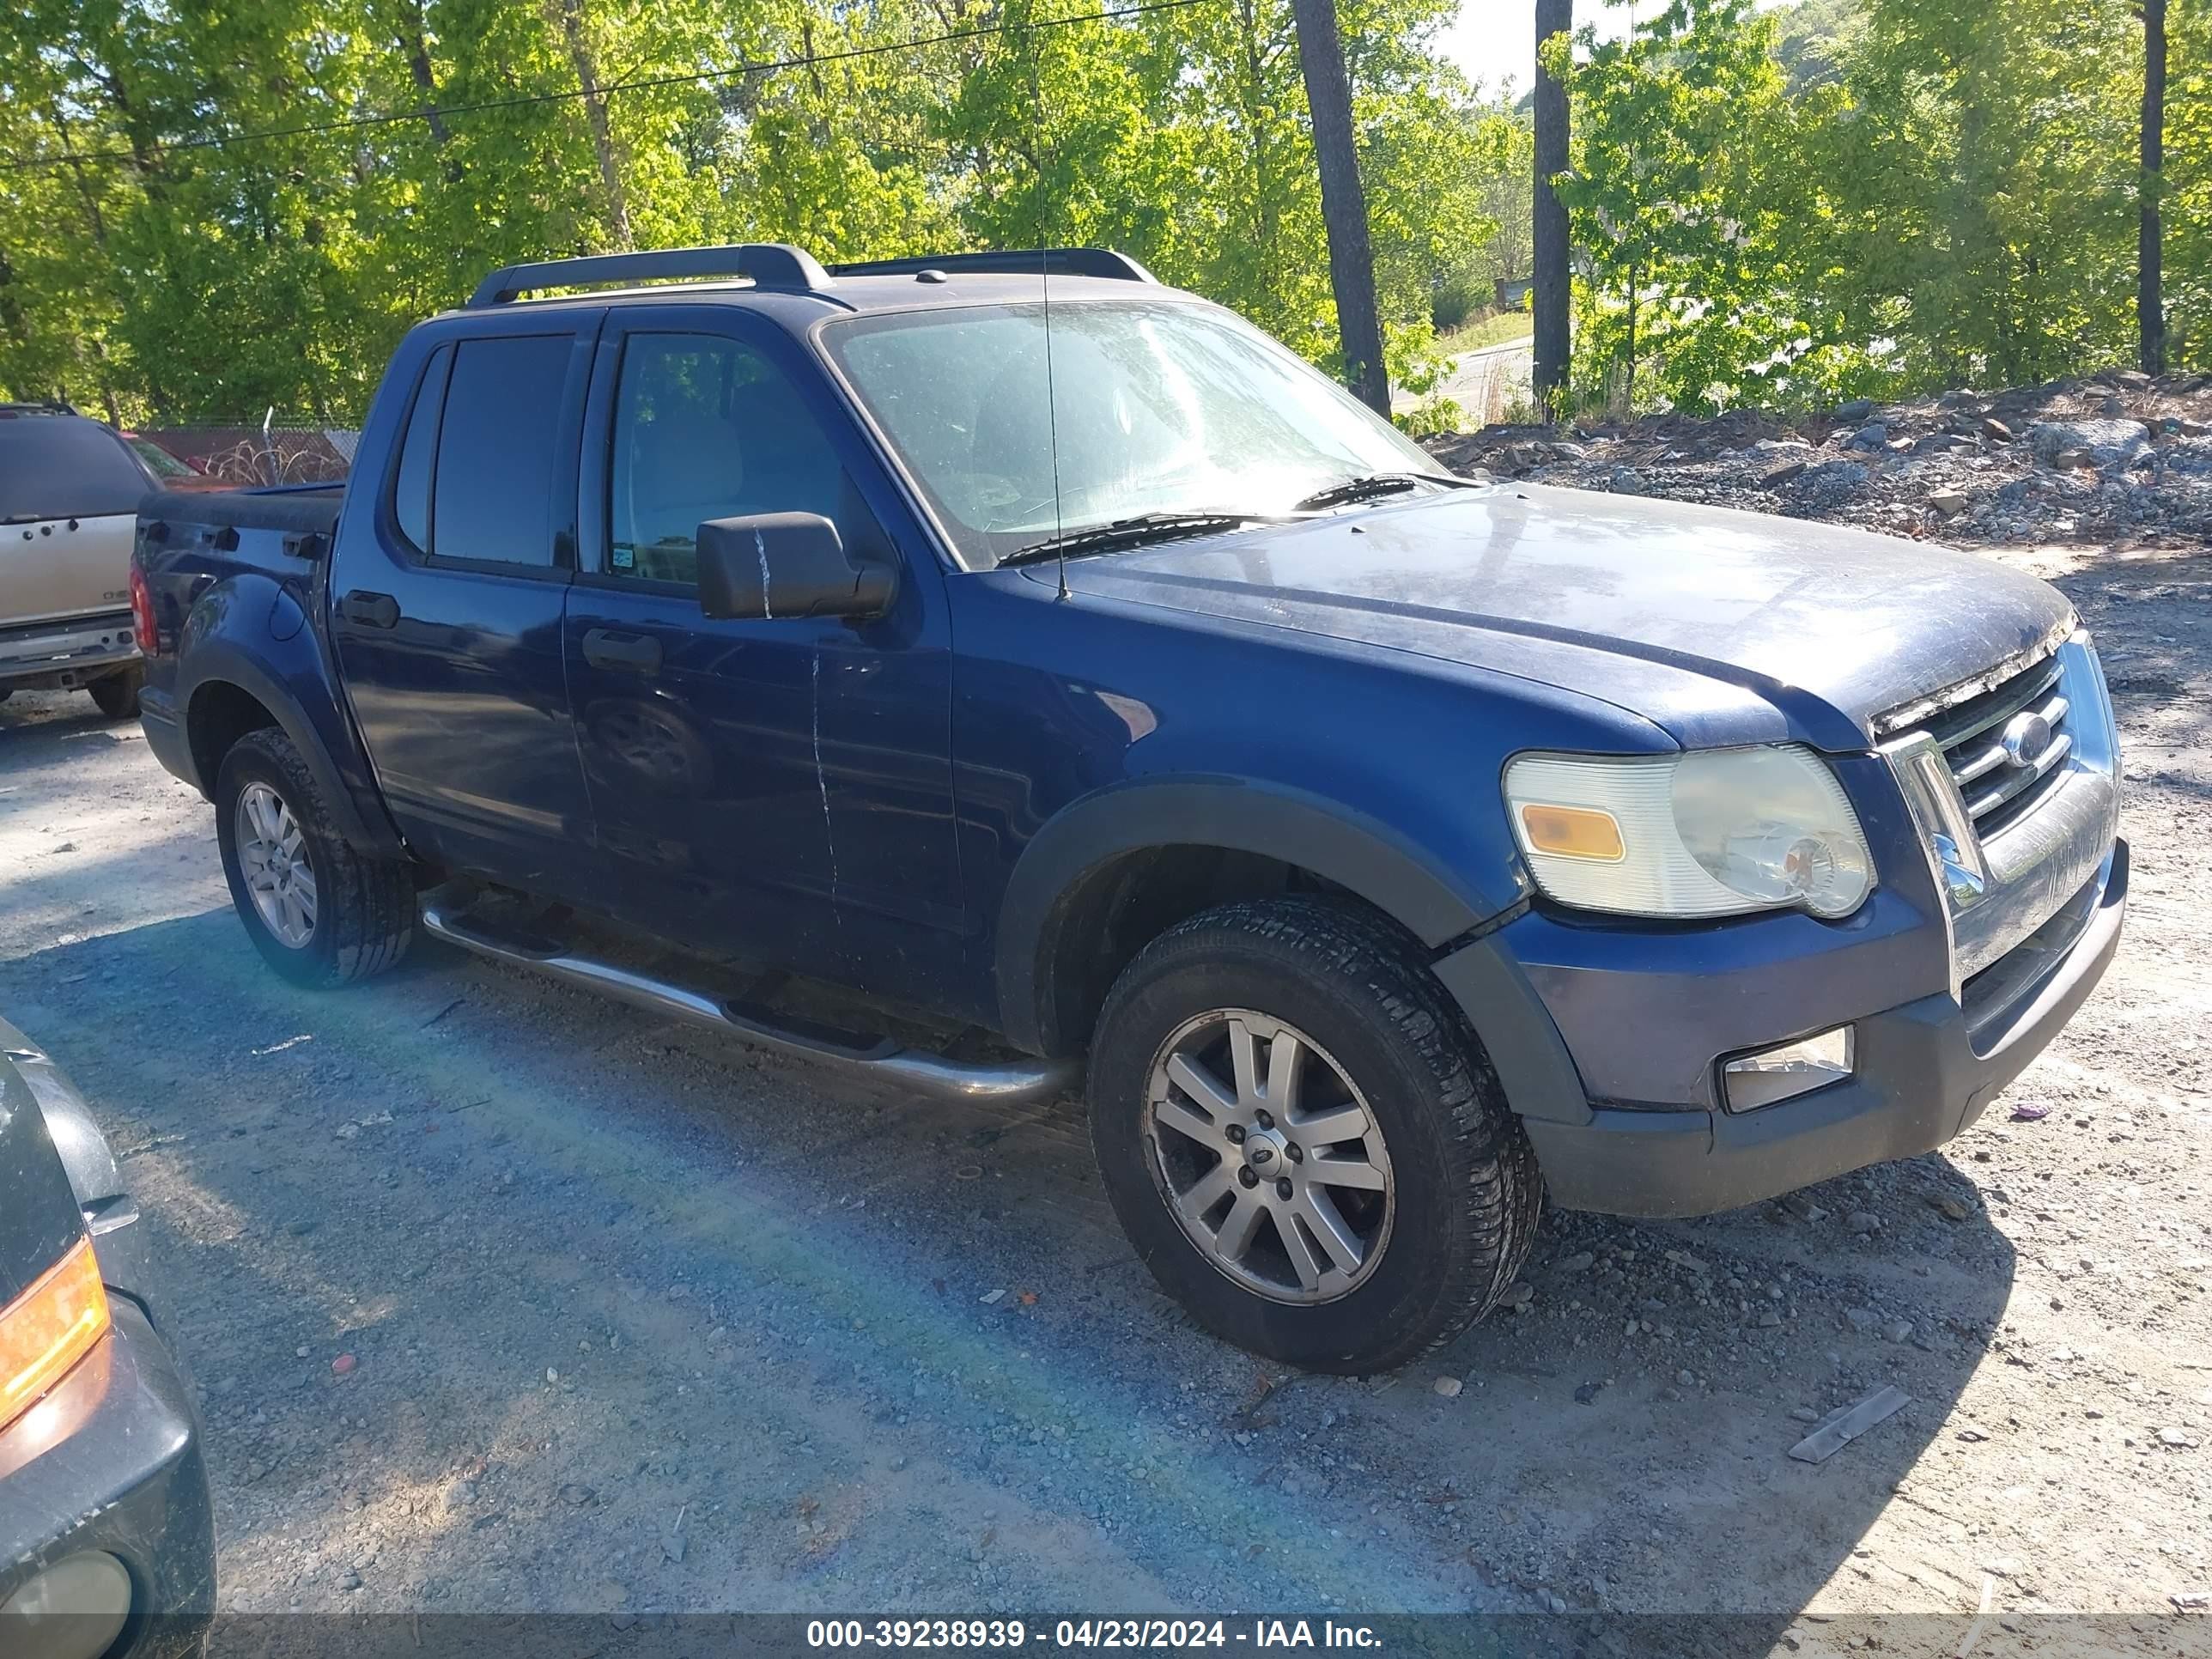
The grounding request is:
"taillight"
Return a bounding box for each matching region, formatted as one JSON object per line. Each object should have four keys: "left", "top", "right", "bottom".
{"left": 128, "top": 562, "right": 157, "bottom": 654}
{"left": 0, "top": 1237, "right": 110, "bottom": 1432}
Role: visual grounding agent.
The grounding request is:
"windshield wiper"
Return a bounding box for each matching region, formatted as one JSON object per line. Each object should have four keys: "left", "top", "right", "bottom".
{"left": 1003, "top": 511, "right": 1280, "bottom": 565}
{"left": 1290, "top": 471, "right": 1478, "bottom": 513}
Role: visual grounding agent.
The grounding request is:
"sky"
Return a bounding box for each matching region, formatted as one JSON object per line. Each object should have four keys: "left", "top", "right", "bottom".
{"left": 1433, "top": 3, "right": 1638, "bottom": 100}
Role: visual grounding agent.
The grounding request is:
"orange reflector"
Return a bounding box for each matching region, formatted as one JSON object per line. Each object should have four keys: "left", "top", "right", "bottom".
{"left": 1519, "top": 802, "right": 1626, "bottom": 862}
{"left": 0, "top": 1237, "right": 110, "bottom": 1432}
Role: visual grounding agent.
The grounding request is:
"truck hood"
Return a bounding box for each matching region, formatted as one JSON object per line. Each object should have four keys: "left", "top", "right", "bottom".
{"left": 1033, "top": 483, "right": 2075, "bottom": 747}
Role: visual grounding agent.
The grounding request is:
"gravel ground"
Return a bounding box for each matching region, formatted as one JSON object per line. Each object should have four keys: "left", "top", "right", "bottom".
{"left": 1427, "top": 366, "right": 2212, "bottom": 552}
{"left": 1, "top": 528, "right": 2208, "bottom": 1644}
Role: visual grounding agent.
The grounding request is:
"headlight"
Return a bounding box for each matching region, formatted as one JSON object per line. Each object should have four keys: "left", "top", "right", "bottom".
{"left": 1504, "top": 744, "right": 1874, "bottom": 920}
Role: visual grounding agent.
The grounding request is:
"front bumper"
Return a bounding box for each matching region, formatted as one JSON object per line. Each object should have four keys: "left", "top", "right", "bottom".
{"left": 1436, "top": 840, "right": 2127, "bottom": 1219}
{"left": 0, "top": 1297, "right": 215, "bottom": 1657}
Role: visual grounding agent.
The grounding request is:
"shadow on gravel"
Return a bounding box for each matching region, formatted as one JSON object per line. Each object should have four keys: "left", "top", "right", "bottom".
{"left": 0, "top": 908, "right": 2013, "bottom": 1631}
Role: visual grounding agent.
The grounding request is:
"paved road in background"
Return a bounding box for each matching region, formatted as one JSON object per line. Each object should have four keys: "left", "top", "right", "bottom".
{"left": 1397, "top": 334, "right": 1533, "bottom": 423}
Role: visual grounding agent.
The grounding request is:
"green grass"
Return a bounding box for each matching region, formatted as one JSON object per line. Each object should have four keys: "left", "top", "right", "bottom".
{"left": 1438, "top": 310, "right": 1535, "bottom": 353}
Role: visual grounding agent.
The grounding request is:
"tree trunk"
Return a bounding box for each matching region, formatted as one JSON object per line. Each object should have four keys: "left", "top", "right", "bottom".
{"left": 1532, "top": 0, "right": 1572, "bottom": 412}
{"left": 553, "top": 0, "right": 634, "bottom": 251}
{"left": 1290, "top": 0, "right": 1390, "bottom": 417}
{"left": 399, "top": 0, "right": 464, "bottom": 184}
{"left": 2142, "top": 0, "right": 2168, "bottom": 374}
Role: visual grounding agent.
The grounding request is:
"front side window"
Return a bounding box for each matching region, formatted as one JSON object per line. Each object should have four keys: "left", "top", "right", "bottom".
{"left": 427, "top": 334, "right": 572, "bottom": 567}
{"left": 607, "top": 332, "right": 843, "bottom": 586}
{"left": 823, "top": 300, "right": 1439, "bottom": 566}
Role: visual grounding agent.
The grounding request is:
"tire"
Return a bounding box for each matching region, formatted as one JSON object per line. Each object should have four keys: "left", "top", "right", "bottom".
{"left": 215, "top": 726, "right": 415, "bottom": 988}
{"left": 1088, "top": 896, "right": 1541, "bottom": 1374}
{"left": 88, "top": 666, "right": 143, "bottom": 720}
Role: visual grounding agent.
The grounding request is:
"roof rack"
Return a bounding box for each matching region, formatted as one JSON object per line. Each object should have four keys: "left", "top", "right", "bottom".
{"left": 829, "top": 248, "right": 1157, "bottom": 283}
{"left": 468, "top": 242, "right": 1158, "bottom": 307}
{"left": 467, "top": 243, "right": 834, "bottom": 307}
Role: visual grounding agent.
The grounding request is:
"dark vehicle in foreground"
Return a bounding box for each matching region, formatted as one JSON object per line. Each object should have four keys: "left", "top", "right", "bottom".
{"left": 0, "top": 1016, "right": 214, "bottom": 1656}
{"left": 1, "top": 404, "right": 150, "bottom": 718}
{"left": 133, "top": 244, "right": 2124, "bottom": 1371}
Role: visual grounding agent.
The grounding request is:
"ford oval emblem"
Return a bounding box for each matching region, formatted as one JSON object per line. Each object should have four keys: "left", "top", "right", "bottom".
{"left": 2000, "top": 709, "right": 2053, "bottom": 768}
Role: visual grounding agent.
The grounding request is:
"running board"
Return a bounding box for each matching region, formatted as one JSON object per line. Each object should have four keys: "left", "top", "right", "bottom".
{"left": 417, "top": 900, "right": 1079, "bottom": 1106}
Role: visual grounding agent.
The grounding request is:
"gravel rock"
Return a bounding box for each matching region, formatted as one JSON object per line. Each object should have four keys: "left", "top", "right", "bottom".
{"left": 1846, "top": 1212, "right": 1882, "bottom": 1235}
{"left": 1425, "top": 371, "right": 2212, "bottom": 547}
{"left": 2027, "top": 419, "right": 2150, "bottom": 468}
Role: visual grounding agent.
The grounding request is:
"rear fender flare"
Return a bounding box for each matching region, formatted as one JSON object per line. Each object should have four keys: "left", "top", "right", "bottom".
{"left": 176, "top": 632, "right": 404, "bottom": 858}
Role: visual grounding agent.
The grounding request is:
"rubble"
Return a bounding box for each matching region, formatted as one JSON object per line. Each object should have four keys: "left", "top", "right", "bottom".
{"left": 1425, "top": 367, "right": 2212, "bottom": 548}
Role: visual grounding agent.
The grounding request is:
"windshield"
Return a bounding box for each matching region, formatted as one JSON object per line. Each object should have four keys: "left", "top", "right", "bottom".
{"left": 823, "top": 300, "right": 1443, "bottom": 566}
{"left": 0, "top": 417, "right": 155, "bottom": 521}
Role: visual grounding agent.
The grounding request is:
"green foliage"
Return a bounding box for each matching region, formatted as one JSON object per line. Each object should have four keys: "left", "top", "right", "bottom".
{"left": 0, "top": 0, "right": 1506, "bottom": 423}
{"left": 1551, "top": 0, "right": 2158, "bottom": 416}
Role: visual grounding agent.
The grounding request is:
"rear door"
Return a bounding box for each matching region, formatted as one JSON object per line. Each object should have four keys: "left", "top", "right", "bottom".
{"left": 328, "top": 313, "right": 602, "bottom": 900}
{"left": 0, "top": 416, "right": 150, "bottom": 626}
{"left": 562, "top": 305, "right": 964, "bottom": 1000}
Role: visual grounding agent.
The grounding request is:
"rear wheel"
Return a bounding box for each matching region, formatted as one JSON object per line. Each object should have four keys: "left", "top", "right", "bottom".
{"left": 1088, "top": 897, "right": 1540, "bottom": 1374}
{"left": 215, "top": 727, "right": 414, "bottom": 988}
{"left": 88, "top": 666, "right": 142, "bottom": 720}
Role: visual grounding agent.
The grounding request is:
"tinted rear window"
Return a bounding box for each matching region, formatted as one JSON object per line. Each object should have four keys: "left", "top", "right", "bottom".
{"left": 429, "top": 336, "right": 572, "bottom": 566}
{"left": 392, "top": 344, "right": 453, "bottom": 555}
{"left": 0, "top": 417, "right": 154, "bottom": 521}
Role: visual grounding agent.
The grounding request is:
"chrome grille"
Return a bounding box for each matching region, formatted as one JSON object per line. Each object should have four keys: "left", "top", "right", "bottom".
{"left": 1916, "top": 652, "right": 2072, "bottom": 840}
{"left": 1880, "top": 633, "right": 2121, "bottom": 996}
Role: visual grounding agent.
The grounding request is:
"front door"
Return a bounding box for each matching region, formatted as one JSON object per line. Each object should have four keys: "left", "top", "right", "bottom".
{"left": 562, "top": 307, "right": 964, "bottom": 1004}
{"left": 329, "top": 314, "right": 601, "bottom": 899}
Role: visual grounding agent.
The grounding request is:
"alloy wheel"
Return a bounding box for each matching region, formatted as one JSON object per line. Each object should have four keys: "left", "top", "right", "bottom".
{"left": 1143, "top": 1009, "right": 1395, "bottom": 1304}
{"left": 236, "top": 781, "right": 319, "bottom": 948}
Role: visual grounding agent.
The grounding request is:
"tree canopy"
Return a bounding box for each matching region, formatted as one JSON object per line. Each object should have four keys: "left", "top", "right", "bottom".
{"left": 1551, "top": 0, "right": 2177, "bottom": 415}
{"left": 0, "top": 0, "right": 1504, "bottom": 424}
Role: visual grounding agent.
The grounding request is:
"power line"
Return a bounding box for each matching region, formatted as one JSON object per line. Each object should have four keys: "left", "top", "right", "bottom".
{"left": 0, "top": 0, "right": 1217, "bottom": 175}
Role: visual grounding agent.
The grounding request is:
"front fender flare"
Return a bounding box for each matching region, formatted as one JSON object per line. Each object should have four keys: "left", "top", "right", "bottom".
{"left": 994, "top": 776, "right": 1516, "bottom": 1054}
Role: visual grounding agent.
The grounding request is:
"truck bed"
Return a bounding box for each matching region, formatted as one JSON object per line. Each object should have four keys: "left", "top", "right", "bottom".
{"left": 138, "top": 484, "right": 344, "bottom": 543}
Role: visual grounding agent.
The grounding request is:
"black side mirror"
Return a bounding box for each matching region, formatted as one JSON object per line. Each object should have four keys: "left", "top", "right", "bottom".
{"left": 696, "top": 513, "right": 897, "bottom": 623}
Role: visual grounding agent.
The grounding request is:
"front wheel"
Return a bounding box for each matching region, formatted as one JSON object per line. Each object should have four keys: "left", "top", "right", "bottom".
{"left": 215, "top": 727, "right": 415, "bottom": 988}
{"left": 1088, "top": 898, "right": 1540, "bottom": 1374}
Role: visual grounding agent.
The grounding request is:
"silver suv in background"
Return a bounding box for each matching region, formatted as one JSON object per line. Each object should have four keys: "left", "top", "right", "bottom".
{"left": 1, "top": 404, "right": 151, "bottom": 720}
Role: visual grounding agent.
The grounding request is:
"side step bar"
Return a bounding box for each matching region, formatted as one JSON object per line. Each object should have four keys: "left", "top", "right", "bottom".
{"left": 418, "top": 900, "right": 1080, "bottom": 1106}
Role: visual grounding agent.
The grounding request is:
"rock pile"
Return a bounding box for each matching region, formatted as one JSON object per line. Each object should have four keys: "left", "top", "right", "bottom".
{"left": 1424, "top": 366, "right": 2212, "bottom": 547}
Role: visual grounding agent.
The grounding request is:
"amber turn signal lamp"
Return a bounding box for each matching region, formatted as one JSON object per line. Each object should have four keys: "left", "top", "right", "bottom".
{"left": 0, "top": 1237, "right": 110, "bottom": 1432}
{"left": 1517, "top": 802, "right": 1627, "bottom": 862}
